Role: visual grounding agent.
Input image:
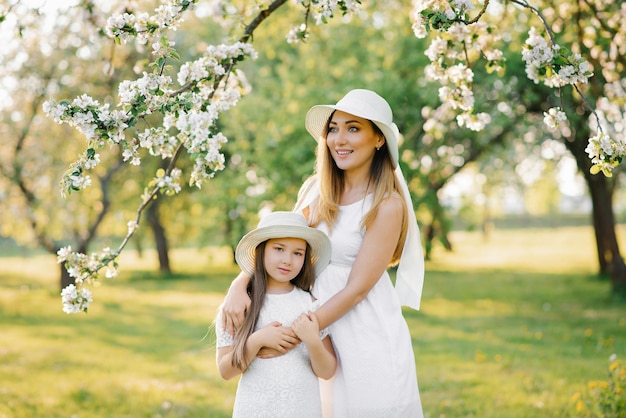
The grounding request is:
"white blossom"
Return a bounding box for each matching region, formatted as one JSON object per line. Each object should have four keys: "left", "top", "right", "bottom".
{"left": 61, "top": 284, "right": 93, "bottom": 314}
{"left": 522, "top": 27, "right": 592, "bottom": 87}
{"left": 105, "top": 267, "right": 118, "bottom": 279}
{"left": 57, "top": 246, "right": 73, "bottom": 263}
{"left": 286, "top": 24, "right": 308, "bottom": 44}
{"left": 127, "top": 220, "right": 139, "bottom": 234}
{"left": 84, "top": 154, "right": 101, "bottom": 169}
{"left": 543, "top": 107, "right": 568, "bottom": 130}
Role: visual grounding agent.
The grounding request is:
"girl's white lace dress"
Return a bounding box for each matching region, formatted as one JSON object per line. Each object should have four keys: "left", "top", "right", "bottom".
{"left": 313, "top": 195, "right": 424, "bottom": 417}
{"left": 216, "top": 287, "right": 326, "bottom": 418}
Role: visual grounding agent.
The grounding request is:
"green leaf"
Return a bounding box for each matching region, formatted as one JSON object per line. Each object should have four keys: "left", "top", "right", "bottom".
{"left": 554, "top": 56, "right": 569, "bottom": 66}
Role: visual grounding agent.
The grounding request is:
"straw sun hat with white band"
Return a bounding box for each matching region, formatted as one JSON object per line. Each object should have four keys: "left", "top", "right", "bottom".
{"left": 235, "top": 211, "right": 332, "bottom": 277}
{"left": 305, "top": 88, "right": 400, "bottom": 168}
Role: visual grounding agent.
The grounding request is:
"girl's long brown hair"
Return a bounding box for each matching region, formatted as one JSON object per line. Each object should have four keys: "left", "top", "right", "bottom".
{"left": 230, "top": 240, "right": 316, "bottom": 370}
{"left": 310, "top": 112, "right": 408, "bottom": 266}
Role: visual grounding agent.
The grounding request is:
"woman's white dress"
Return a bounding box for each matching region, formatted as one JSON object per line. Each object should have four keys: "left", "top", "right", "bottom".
{"left": 313, "top": 195, "right": 423, "bottom": 417}
{"left": 216, "top": 287, "right": 327, "bottom": 418}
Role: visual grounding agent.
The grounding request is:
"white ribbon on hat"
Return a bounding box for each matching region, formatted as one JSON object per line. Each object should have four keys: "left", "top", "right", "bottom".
{"left": 393, "top": 164, "right": 424, "bottom": 310}
{"left": 293, "top": 168, "right": 424, "bottom": 310}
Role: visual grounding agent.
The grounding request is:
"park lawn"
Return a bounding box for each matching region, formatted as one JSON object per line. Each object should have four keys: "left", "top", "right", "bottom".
{"left": 0, "top": 226, "right": 625, "bottom": 417}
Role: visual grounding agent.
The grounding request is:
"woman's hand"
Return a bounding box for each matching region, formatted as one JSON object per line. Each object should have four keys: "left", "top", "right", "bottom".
{"left": 221, "top": 272, "right": 252, "bottom": 335}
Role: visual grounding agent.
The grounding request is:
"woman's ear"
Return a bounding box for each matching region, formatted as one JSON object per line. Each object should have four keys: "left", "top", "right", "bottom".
{"left": 376, "top": 136, "right": 386, "bottom": 150}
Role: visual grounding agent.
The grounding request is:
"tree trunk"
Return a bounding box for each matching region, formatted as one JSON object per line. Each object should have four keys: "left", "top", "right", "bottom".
{"left": 146, "top": 197, "right": 171, "bottom": 274}
{"left": 564, "top": 116, "right": 626, "bottom": 295}
{"left": 60, "top": 263, "right": 73, "bottom": 290}
{"left": 586, "top": 171, "right": 626, "bottom": 293}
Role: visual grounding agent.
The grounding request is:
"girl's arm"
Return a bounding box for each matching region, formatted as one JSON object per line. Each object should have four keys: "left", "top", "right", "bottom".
{"left": 292, "top": 312, "right": 337, "bottom": 380}
{"left": 314, "top": 195, "right": 403, "bottom": 330}
{"left": 221, "top": 271, "right": 252, "bottom": 335}
{"left": 222, "top": 272, "right": 301, "bottom": 357}
{"left": 217, "top": 321, "right": 300, "bottom": 380}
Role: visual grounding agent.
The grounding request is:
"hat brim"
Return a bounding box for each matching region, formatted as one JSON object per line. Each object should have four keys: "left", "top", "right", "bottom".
{"left": 305, "top": 104, "right": 399, "bottom": 168}
{"left": 235, "top": 225, "right": 331, "bottom": 277}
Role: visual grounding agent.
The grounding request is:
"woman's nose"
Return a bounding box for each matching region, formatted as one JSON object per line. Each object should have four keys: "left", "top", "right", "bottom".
{"left": 332, "top": 129, "right": 347, "bottom": 144}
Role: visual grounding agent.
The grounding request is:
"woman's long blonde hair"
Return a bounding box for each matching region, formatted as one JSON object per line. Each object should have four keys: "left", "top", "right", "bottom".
{"left": 309, "top": 113, "right": 408, "bottom": 266}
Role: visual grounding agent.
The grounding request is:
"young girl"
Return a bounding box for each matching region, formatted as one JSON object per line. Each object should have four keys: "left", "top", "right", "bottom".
{"left": 215, "top": 211, "right": 336, "bottom": 418}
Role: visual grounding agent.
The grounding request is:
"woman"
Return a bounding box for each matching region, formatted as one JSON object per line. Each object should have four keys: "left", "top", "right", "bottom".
{"left": 222, "top": 89, "right": 424, "bottom": 417}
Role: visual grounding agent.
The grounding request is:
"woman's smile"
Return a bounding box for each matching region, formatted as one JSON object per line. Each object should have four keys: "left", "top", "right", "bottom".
{"left": 326, "top": 111, "right": 383, "bottom": 172}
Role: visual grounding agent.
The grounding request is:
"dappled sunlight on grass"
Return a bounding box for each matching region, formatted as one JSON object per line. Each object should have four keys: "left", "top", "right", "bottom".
{"left": 0, "top": 248, "right": 240, "bottom": 417}
{"left": 421, "top": 296, "right": 515, "bottom": 318}
{"left": 1, "top": 227, "right": 625, "bottom": 417}
{"left": 428, "top": 226, "right": 599, "bottom": 274}
{"left": 407, "top": 231, "right": 626, "bottom": 417}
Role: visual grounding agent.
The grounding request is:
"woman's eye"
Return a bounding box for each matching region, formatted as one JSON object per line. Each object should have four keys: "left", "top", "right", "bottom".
{"left": 294, "top": 251, "right": 304, "bottom": 257}
{"left": 348, "top": 126, "right": 358, "bottom": 132}
{"left": 328, "top": 127, "right": 337, "bottom": 133}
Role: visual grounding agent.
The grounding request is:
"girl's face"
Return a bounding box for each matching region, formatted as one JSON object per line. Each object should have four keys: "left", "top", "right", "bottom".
{"left": 326, "top": 110, "right": 385, "bottom": 173}
{"left": 263, "top": 237, "right": 307, "bottom": 292}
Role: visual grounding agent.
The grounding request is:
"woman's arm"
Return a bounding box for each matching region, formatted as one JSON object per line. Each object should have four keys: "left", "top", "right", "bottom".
{"left": 314, "top": 196, "right": 403, "bottom": 330}
{"left": 292, "top": 312, "right": 337, "bottom": 380}
{"left": 221, "top": 271, "right": 252, "bottom": 335}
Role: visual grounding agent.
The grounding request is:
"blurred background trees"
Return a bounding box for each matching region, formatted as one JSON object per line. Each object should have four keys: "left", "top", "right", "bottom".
{"left": 1, "top": 0, "right": 625, "bottom": 297}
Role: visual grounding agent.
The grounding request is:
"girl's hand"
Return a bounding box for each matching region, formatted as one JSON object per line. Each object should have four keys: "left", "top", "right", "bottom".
{"left": 256, "top": 322, "right": 301, "bottom": 354}
{"left": 221, "top": 274, "right": 252, "bottom": 335}
{"left": 292, "top": 312, "right": 320, "bottom": 345}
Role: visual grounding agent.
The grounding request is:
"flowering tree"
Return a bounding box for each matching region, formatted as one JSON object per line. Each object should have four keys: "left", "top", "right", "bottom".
{"left": 29, "top": 0, "right": 625, "bottom": 313}
{"left": 42, "top": 0, "right": 367, "bottom": 313}
{"left": 0, "top": 1, "right": 141, "bottom": 295}
{"left": 409, "top": 0, "right": 626, "bottom": 293}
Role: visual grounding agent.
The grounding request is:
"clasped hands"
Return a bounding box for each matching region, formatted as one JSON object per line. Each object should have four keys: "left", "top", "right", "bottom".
{"left": 255, "top": 311, "right": 321, "bottom": 359}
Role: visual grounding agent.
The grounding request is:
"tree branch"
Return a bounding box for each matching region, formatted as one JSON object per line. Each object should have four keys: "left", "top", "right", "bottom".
{"left": 99, "top": 0, "right": 290, "bottom": 267}
{"left": 81, "top": 156, "right": 126, "bottom": 245}
{"left": 507, "top": 0, "right": 555, "bottom": 44}
{"left": 239, "top": 0, "right": 288, "bottom": 44}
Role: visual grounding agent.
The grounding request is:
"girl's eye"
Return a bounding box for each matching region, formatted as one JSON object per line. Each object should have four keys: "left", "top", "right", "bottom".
{"left": 274, "top": 246, "right": 284, "bottom": 252}
{"left": 348, "top": 126, "right": 358, "bottom": 132}
{"left": 294, "top": 251, "right": 304, "bottom": 257}
{"left": 328, "top": 127, "right": 337, "bottom": 133}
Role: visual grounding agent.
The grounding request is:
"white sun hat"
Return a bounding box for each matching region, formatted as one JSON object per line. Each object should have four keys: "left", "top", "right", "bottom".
{"left": 305, "top": 89, "right": 400, "bottom": 168}
{"left": 235, "top": 211, "right": 332, "bottom": 276}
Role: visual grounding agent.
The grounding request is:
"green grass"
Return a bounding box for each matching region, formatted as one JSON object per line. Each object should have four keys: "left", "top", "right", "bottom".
{"left": 1, "top": 227, "right": 625, "bottom": 417}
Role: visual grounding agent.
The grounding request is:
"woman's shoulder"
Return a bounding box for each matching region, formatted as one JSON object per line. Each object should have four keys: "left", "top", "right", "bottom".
{"left": 378, "top": 192, "right": 404, "bottom": 214}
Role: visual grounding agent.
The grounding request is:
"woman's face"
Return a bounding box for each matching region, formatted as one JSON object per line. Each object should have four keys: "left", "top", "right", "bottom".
{"left": 326, "top": 111, "right": 385, "bottom": 173}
